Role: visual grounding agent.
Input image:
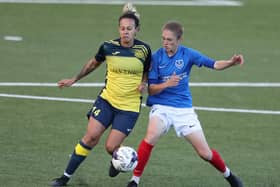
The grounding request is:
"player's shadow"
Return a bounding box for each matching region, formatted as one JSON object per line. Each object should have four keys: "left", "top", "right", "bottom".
{"left": 76, "top": 178, "right": 90, "bottom": 187}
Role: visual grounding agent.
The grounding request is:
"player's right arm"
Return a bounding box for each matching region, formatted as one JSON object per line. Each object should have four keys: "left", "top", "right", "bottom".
{"left": 148, "top": 72, "right": 180, "bottom": 95}
{"left": 58, "top": 57, "right": 102, "bottom": 88}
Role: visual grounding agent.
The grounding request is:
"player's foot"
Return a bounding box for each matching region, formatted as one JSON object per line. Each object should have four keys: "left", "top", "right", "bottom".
{"left": 109, "top": 161, "right": 120, "bottom": 177}
{"left": 226, "top": 172, "right": 243, "bottom": 187}
{"left": 126, "top": 180, "right": 138, "bottom": 187}
{"left": 50, "top": 175, "right": 69, "bottom": 186}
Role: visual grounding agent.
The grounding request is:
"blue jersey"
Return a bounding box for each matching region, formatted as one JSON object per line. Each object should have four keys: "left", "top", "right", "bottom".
{"left": 147, "top": 45, "right": 215, "bottom": 108}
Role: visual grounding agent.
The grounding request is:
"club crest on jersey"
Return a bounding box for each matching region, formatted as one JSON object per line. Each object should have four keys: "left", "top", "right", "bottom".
{"left": 134, "top": 49, "right": 145, "bottom": 59}
{"left": 175, "top": 59, "right": 184, "bottom": 69}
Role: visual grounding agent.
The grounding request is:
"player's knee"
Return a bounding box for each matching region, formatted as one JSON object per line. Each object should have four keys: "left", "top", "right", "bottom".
{"left": 144, "top": 134, "right": 159, "bottom": 146}
{"left": 105, "top": 143, "right": 117, "bottom": 155}
{"left": 83, "top": 135, "right": 99, "bottom": 148}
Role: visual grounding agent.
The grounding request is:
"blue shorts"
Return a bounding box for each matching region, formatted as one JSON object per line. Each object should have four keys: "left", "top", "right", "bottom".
{"left": 87, "top": 96, "right": 140, "bottom": 136}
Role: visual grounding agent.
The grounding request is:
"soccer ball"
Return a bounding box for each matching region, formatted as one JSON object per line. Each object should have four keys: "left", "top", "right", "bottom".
{"left": 112, "top": 146, "right": 138, "bottom": 172}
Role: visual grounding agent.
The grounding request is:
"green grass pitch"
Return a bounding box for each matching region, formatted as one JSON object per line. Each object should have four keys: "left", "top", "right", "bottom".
{"left": 0, "top": 0, "right": 280, "bottom": 186}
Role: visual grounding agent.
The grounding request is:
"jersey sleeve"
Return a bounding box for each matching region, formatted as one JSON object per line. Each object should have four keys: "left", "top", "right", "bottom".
{"left": 189, "top": 48, "right": 215, "bottom": 69}
{"left": 143, "top": 46, "right": 152, "bottom": 73}
{"left": 94, "top": 42, "right": 106, "bottom": 62}
{"left": 148, "top": 51, "right": 160, "bottom": 84}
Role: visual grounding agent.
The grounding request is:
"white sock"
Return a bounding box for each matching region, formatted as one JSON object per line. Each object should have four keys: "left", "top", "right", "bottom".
{"left": 131, "top": 176, "right": 140, "bottom": 184}
{"left": 63, "top": 171, "right": 72, "bottom": 178}
{"left": 223, "top": 167, "right": 231, "bottom": 178}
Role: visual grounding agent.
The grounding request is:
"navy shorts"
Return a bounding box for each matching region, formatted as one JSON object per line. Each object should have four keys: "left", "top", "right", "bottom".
{"left": 87, "top": 96, "right": 139, "bottom": 135}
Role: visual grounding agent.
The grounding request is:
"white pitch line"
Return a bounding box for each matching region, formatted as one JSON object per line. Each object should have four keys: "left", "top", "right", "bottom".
{"left": 1, "top": 93, "right": 279, "bottom": 115}
{"left": 0, "top": 0, "right": 243, "bottom": 6}
{"left": 195, "top": 106, "right": 280, "bottom": 115}
{"left": 3, "top": 35, "right": 23, "bottom": 41}
{"left": 0, "top": 82, "right": 105, "bottom": 87}
{"left": 0, "top": 93, "right": 94, "bottom": 103}
{"left": 0, "top": 82, "right": 280, "bottom": 87}
{"left": 190, "top": 82, "right": 280, "bottom": 87}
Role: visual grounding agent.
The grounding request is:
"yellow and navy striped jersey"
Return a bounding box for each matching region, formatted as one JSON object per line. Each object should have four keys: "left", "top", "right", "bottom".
{"left": 95, "top": 38, "right": 151, "bottom": 112}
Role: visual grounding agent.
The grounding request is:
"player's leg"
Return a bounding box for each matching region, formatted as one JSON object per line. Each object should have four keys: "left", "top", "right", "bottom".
{"left": 175, "top": 108, "right": 229, "bottom": 174}
{"left": 127, "top": 114, "right": 167, "bottom": 187}
{"left": 185, "top": 130, "right": 223, "bottom": 169}
{"left": 106, "top": 129, "right": 128, "bottom": 177}
{"left": 105, "top": 129, "right": 127, "bottom": 155}
{"left": 50, "top": 117, "right": 106, "bottom": 186}
{"left": 185, "top": 130, "right": 243, "bottom": 187}
{"left": 50, "top": 96, "right": 113, "bottom": 186}
{"left": 107, "top": 109, "right": 139, "bottom": 177}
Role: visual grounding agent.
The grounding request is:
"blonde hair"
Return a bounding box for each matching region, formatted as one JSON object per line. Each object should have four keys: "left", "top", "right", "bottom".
{"left": 122, "top": 2, "right": 140, "bottom": 19}
{"left": 162, "top": 21, "right": 184, "bottom": 40}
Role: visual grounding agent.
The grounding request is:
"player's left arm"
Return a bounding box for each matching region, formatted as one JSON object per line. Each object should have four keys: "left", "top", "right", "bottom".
{"left": 138, "top": 72, "right": 148, "bottom": 93}
{"left": 138, "top": 45, "right": 152, "bottom": 93}
{"left": 214, "top": 54, "right": 244, "bottom": 70}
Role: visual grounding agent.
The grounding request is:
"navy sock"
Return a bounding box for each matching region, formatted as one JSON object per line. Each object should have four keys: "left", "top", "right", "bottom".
{"left": 65, "top": 141, "right": 92, "bottom": 176}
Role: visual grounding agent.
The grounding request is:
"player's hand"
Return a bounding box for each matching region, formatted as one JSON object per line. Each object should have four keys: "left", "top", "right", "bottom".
{"left": 166, "top": 72, "right": 180, "bottom": 87}
{"left": 57, "top": 78, "right": 76, "bottom": 88}
{"left": 137, "top": 82, "right": 147, "bottom": 93}
{"left": 231, "top": 54, "right": 244, "bottom": 66}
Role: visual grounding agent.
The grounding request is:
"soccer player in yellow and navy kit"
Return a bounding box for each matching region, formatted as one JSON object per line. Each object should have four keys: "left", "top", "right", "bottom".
{"left": 50, "top": 6, "right": 151, "bottom": 186}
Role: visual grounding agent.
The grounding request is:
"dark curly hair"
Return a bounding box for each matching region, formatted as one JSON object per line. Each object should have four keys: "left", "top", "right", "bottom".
{"left": 119, "top": 12, "right": 140, "bottom": 28}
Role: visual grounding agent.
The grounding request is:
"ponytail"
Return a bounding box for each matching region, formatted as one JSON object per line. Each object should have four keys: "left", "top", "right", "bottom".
{"left": 119, "top": 2, "right": 140, "bottom": 28}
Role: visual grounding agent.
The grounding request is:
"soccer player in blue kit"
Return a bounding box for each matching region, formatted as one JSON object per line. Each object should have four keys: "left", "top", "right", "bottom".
{"left": 50, "top": 7, "right": 151, "bottom": 187}
{"left": 127, "top": 21, "right": 244, "bottom": 187}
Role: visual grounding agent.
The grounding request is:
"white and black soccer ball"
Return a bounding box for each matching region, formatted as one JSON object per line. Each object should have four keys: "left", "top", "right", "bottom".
{"left": 112, "top": 146, "right": 138, "bottom": 172}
